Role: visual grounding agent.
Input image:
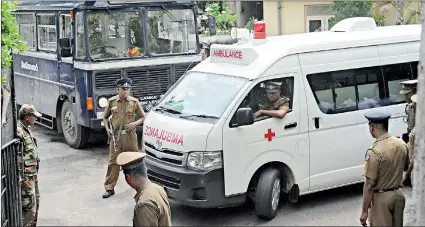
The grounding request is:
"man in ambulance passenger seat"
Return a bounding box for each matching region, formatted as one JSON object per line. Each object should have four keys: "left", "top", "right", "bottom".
{"left": 253, "top": 81, "right": 291, "bottom": 119}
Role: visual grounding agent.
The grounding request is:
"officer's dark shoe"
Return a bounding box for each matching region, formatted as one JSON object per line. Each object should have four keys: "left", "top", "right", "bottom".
{"left": 102, "top": 190, "right": 115, "bottom": 198}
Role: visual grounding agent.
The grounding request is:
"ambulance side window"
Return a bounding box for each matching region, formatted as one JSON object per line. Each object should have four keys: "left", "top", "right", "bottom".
{"left": 230, "top": 77, "right": 295, "bottom": 126}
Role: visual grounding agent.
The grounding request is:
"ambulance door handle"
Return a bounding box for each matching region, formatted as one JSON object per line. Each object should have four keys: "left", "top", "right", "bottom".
{"left": 314, "top": 117, "right": 320, "bottom": 129}
{"left": 285, "top": 122, "right": 297, "bottom": 129}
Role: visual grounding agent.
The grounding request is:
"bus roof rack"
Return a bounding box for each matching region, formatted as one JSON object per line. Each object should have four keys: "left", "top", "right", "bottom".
{"left": 16, "top": 0, "right": 195, "bottom": 11}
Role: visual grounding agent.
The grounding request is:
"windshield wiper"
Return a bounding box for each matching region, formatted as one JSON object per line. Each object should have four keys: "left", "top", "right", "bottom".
{"left": 180, "top": 114, "right": 219, "bottom": 119}
{"left": 155, "top": 106, "right": 182, "bottom": 114}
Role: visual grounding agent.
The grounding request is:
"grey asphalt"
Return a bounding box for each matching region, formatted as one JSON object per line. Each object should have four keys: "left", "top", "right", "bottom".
{"left": 33, "top": 125, "right": 415, "bottom": 226}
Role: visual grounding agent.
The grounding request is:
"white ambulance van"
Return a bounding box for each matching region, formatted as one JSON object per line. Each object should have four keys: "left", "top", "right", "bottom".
{"left": 142, "top": 17, "right": 420, "bottom": 220}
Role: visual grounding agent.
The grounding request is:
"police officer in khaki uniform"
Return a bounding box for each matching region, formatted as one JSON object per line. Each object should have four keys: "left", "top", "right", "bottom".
{"left": 359, "top": 109, "right": 409, "bottom": 227}
{"left": 253, "top": 81, "right": 291, "bottom": 119}
{"left": 117, "top": 152, "right": 171, "bottom": 226}
{"left": 402, "top": 94, "right": 417, "bottom": 187}
{"left": 102, "top": 78, "right": 146, "bottom": 198}
{"left": 399, "top": 79, "right": 417, "bottom": 143}
{"left": 18, "top": 104, "right": 42, "bottom": 227}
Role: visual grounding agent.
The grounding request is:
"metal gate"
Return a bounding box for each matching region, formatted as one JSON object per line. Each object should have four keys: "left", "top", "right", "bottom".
{"left": 1, "top": 64, "right": 23, "bottom": 227}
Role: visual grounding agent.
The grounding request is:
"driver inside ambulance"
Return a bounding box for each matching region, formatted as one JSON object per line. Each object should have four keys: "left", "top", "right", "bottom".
{"left": 253, "top": 81, "right": 291, "bottom": 119}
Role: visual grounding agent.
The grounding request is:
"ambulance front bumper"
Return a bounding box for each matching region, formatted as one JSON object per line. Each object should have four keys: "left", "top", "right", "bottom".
{"left": 145, "top": 156, "right": 246, "bottom": 208}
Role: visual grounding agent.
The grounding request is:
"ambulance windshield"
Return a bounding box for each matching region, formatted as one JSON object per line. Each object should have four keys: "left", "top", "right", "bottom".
{"left": 155, "top": 72, "right": 248, "bottom": 122}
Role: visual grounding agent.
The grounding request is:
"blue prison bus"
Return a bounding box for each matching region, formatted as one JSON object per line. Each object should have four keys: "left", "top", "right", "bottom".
{"left": 12, "top": 0, "right": 201, "bottom": 148}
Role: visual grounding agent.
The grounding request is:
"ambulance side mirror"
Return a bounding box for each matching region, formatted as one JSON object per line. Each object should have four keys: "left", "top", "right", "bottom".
{"left": 236, "top": 108, "right": 254, "bottom": 126}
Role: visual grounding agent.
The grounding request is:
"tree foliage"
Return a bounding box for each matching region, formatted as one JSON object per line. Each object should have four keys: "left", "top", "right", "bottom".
{"left": 196, "top": 1, "right": 223, "bottom": 12}
{"left": 204, "top": 2, "right": 236, "bottom": 34}
{"left": 1, "top": 0, "right": 27, "bottom": 69}
{"left": 370, "top": 1, "right": 421, "bottom": 25}
{"left": 328, "top": 1, "right": 385, "bottom": 28}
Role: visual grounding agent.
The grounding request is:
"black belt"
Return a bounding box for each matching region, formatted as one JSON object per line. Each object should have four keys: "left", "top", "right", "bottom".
{"left": 374, "top": 186, "right": 400, "bottom": 193}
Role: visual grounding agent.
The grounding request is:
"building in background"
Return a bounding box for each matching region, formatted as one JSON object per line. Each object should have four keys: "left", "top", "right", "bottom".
{"left": 262, "top": 1, "right": 421, "bottom": 36}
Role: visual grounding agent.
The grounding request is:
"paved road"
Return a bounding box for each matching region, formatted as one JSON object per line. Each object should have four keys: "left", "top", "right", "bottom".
{"left": 33, "top": 126, "right": 415, "bottom": 226}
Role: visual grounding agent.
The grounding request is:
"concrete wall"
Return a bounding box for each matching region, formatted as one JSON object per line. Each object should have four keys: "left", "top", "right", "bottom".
{"left": 264, "top": 1, "right": 333, "bottom": 36}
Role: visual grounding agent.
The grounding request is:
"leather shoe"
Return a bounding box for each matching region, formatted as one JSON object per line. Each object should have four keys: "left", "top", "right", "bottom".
{"left": 102, "top": 190, "right": 115, "bottom": 198}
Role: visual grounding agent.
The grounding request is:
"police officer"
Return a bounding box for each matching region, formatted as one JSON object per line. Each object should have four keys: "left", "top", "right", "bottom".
{"left": 102, "top": 78, "right": 146, "bottom": 198}
{"left": 399, "top": 79, "right": 417, "bottom": 143}
{"left": 360, "top": 109, "right": 409, "bottom": 227}
{"left": 116, "top": 152, "right": 171, "bottom": 226}
{"left": 201, "top": 39, "right": 211, "bottom": 60}
{"left": 253, "top": 81, "right": 291, "bottom": 119}
{"left": 17, "top": 104, "right": 42, "bottom": 227}
{"left": 402, "top": 94, "right": 417, "bottom": 187}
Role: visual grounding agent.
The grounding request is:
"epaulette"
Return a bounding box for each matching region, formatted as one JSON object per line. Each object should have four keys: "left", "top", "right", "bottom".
{"left": 137, "top": 200, "right": 159, "bottom": 212}
{"left": 281, "top": 96, "right": 291, "bottom": 103}
{"left": 128, "top": 96, "right": 139, "bottom": 102}
{"left": 17, "top": 126, "right": 24, "bottom": 138}
{"left": 108, "top": 95, "right": 119, "bottom": 102}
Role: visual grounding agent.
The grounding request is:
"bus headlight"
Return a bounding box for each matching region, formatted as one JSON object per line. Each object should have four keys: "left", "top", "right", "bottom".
{"left": 187, "top": 151, "right": 223, "bottom": 171}
{"left": 99, "top": 97, "right": 108, "bottom": 108}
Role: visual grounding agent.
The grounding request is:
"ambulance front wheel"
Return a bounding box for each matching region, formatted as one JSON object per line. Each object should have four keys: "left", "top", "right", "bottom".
{"left": 255, "top": 167, "right": 281, "bottom": 220}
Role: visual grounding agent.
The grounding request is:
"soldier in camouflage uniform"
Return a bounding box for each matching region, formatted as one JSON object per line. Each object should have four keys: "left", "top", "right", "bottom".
{"left": 17, "top": 104, "right": 42, "bottom": 227}
{"left": 399, "top": 79, "right": 417, "bottom": 143}
{"left": 253, "top": 81, "right": 291, "bottom": 119}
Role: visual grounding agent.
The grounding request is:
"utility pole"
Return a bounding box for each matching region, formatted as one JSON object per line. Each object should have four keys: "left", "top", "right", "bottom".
{"left": 412, "top": 1, "right": 425, "bottom": 226}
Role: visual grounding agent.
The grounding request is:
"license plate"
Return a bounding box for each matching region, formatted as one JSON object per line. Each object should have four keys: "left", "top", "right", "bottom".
{"left": 96, "top": 112, "right": 104, "bottom": 119}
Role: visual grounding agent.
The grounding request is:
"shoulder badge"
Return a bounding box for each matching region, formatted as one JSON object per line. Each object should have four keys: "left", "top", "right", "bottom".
{"left": 137, "top": 200, "right": 160, "bottom": 211}
{"left": 108, "top": 95, "right": 118, "bottom": 102}
{"left": 365, "top": 151, "right": 370, "bottom": 161}
{"left": 282, "top": 96, "right": 290, "bottom": 103}
{"left": 128, "top": 96, "right": 139, "bottom": 102}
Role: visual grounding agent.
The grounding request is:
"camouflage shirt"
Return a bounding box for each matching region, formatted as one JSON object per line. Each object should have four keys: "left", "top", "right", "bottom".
{"left": 405, "top": 102, "right": 416, "bottom": 132}
{"left": 258, "top": 96, "right": 291, "bottom": 111}
{"left": 17, "top": 121, "right": 40, "bottom": 176}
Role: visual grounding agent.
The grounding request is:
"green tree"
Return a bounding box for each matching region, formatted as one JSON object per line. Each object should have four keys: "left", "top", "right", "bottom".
{"left": 1, "top": 0, "right": 27, "bottom": 84}
{"left": 196, "top": 1, "right": 223, "bottom": 13}
{"left": 328, "top": 1, "right": 385, "bottom": 28}
{"left": 204, "top": 2, "right": 236, "bottom": 34}
{"left": 370, "top": 1, "right": 421, "bottom": 25}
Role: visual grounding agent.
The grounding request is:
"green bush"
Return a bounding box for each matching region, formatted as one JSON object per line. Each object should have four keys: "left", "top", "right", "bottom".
{"left": 1, "top": 0, "right": 27, "bottom": 84}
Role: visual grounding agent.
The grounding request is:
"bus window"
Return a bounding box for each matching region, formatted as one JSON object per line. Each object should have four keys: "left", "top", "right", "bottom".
{"left": 75, "top": 11, "right": 85, "bottom": 59}
{"left": 60, "top": 14, "right": 72, "bottom": 39}
{"left": 147, "top": 8, "right": 197, "bottom": 55}
{"left": 15, "top": 13, "right": 36, "bottom": 51}
{"left": 87, "top": 10, "right": 143, "bottom": 60}
{"left": 37, "top": 14, "right": 56, "bottom": 52}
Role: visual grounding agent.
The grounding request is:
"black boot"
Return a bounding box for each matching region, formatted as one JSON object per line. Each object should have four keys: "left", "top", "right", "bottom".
{"left": 102, "top": 190, "right": 115, "bottom": 198}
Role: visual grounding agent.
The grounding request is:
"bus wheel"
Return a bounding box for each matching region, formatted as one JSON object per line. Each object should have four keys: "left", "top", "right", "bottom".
{"left": 61, "top": 100, "right": 89, "bottom": 149}
{"left": 255, "top": 167, "right": 281, "bottom": 220}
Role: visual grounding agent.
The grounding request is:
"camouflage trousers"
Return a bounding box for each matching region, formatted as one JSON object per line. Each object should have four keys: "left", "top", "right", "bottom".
{"left": 21, "top": 175, "right": 40, "bottom": 227}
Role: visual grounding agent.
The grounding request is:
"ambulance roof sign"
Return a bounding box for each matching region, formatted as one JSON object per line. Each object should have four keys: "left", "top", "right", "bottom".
{"left": 209, "top": 45, "right": 258, "bottom": 66}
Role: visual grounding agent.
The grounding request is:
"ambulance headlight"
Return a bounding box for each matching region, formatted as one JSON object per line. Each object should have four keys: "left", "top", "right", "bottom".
{"left": 187, "top": 151, "right": 222, "bottom": 171}
{"left": 99, "top": 97, "right": 108, "bottom": 108}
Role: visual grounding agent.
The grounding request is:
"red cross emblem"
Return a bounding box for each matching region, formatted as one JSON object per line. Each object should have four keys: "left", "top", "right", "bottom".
{"left": 264, "top": 128, "right": 275, "bottom": 142}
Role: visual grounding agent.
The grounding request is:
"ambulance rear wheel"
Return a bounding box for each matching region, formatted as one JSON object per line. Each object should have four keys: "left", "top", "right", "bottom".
{"left": 255, "top": 167, "right": 281, "bottom": 220}
{"left": 61, "top": 100, "right": 89, "bottom": 149}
